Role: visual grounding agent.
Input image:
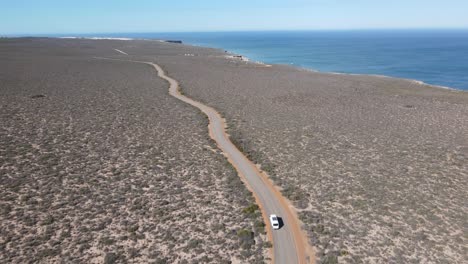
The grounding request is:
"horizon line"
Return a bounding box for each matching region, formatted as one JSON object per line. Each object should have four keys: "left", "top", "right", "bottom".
{"left": 3, "top": 27, "right": 468, "bottom": 36}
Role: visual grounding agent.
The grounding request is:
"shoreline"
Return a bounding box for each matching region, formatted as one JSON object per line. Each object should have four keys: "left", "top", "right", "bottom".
{"left": 2, "top": 35, "right": 461, "bottom": 92}
{"left": 2, "top": 37, "right": 466, "bottom": 264}
{"left": 152, "top": 37, "right": 467, "bottom": 263}
{"left": 53, "top": 36, "right": 465, "bottom": 92}
{"left": 218, "top": 49, "right": 463, "bottom": 92}
{"left": 155, "top": 36, "right": 466, "bottom": 92}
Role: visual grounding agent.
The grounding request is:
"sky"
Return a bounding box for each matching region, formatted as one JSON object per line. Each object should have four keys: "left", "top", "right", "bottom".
{"left": 1, "top": 0, "right": 468, "bottom": 34}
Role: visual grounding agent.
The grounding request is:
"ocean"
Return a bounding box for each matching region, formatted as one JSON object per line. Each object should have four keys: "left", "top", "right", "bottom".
{"left": 58, "top": 30, "right": 468, "bottom": 90}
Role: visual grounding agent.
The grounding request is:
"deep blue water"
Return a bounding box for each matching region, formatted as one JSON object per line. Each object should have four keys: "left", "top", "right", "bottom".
{"left": 56, "top": 30, "right": 468, "bottom": 90}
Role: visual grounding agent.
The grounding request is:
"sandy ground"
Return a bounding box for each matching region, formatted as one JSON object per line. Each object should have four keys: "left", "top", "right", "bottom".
{"left": 110, "top": 39, "right": 467, "bottom": 263}
{"left": 143, "top": 58, "right": 313, "bottom": 263}
{"left": 1, "top": 37, "right": 467, "bottom": 264}
{"left": 0, "top": 38, "right": 269, "bottom": 263}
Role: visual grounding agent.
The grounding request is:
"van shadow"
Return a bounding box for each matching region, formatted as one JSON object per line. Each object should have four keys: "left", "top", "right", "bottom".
{"left": 277, "top": 217, "right": 284, "bottom": 229}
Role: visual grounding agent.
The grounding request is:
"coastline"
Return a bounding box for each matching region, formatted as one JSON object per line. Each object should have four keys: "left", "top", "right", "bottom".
{"left": 151, "top": 38, "right": 468, "bottom": 263}
{"left": 2, "top": 37, "right": 466, "bottom": 263}
{"left": 1, "top": 34, "right": 454, "bottom": 92}
{"left": 157, "top": 35, "right": 468, "bottom": 92}
{"left": 53, "top": 36, "right": 465, "bottom": 92}
{"left": 218, "top": 50, "right": 464, "bottom": 92}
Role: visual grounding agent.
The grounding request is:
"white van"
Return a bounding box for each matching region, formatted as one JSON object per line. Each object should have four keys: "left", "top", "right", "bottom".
{"left": 269, "top": 214, "right": 280, "bottom": 230}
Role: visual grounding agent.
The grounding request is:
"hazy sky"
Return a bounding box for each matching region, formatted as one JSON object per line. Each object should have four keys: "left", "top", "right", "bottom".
{"left": 1, "top": 0, "right": 467, "bottom": 34}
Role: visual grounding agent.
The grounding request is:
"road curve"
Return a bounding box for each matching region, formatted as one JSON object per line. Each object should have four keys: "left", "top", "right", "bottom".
{"left": 96, "top": 56, "right": 314, "bottom": 264}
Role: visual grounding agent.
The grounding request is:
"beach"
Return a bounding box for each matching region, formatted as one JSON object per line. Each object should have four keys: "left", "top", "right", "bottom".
{"left": 1, "top": 38, "right": 467, "bottom": 263}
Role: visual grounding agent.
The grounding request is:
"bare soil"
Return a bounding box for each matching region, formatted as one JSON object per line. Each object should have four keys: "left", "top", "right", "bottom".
{"left": 0, "top": 38, "right": 269, "bottom": 263}
{"left": 126, "top": 40, "right": 468, "bottom": 264}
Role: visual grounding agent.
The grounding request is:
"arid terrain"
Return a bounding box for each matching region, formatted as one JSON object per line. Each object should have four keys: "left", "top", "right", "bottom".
{"left": 0, "top": 38, "right": 269, "bottom": 263}
{"left": 1, "top": 38, "right": 467, "bottom": 264}
{"left": 125, "top": 41, "right": 467, "bottom": 263}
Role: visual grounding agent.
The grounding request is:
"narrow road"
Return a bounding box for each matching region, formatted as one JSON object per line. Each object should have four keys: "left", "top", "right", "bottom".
{"left": 150, "top": 61, "right": 313, "bottom": 264}
{"left": 97, "top": 53, "right": 314, "bottom": 264}
{"left": 113, "top": 48, "right": 128, "bottom": 55}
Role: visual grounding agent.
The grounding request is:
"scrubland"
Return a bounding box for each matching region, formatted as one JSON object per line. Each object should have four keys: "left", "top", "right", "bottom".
{"left": 0, "top": 38, "right": 268, "bottom": 263}
{"left": 149, "top": 44, "right": 467, "bottom": 264}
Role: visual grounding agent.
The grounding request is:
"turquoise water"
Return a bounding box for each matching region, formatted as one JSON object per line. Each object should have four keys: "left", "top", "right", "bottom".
{"left": 60, "top": 30, "right": 468, "bottom": 90}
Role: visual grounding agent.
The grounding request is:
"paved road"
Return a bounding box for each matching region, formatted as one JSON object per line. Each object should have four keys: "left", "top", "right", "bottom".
{"left": 98, "top": 53, "right": 312, "bottom": 264}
